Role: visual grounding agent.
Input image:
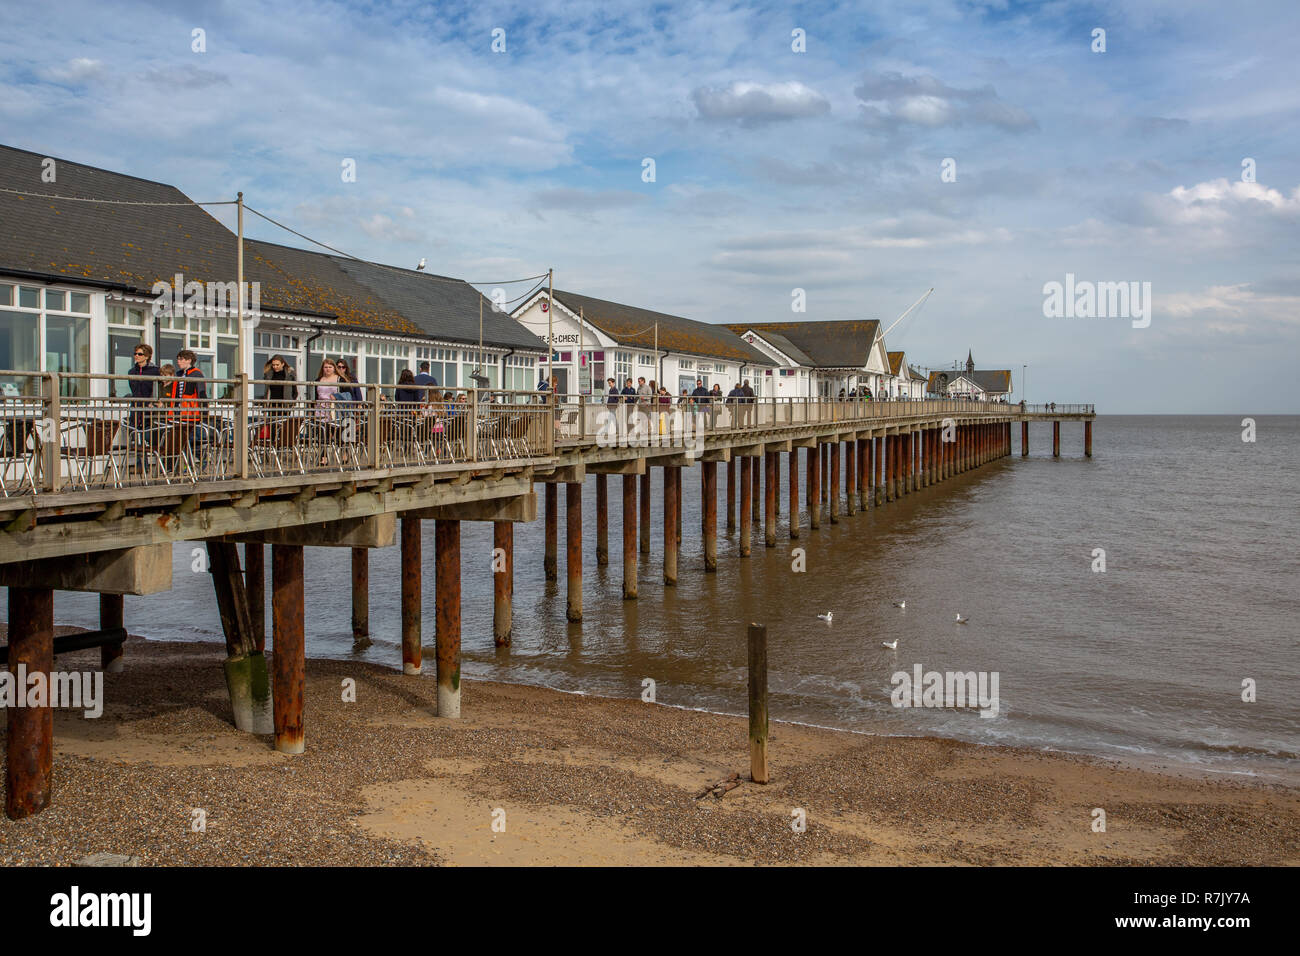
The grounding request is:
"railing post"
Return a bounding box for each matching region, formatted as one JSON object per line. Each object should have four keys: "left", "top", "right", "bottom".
{"left": 40, "top": 373, "right": 60, "bottom": 493}
{"left": 367, "top": 384, "right": 380, "bottom": 467}
{"left": 468, "top": 388, "right": 479, "bottom": 461}
{"left": 236, "top": 372, "right": 249, "bottom": 480}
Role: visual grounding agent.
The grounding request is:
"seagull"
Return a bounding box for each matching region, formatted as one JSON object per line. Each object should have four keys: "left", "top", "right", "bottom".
{"left": 955, "top": 614, "right": 969, "bottom": 624}
{"left": 881, "top": 639, "right": 898, "bottom": 649}
{"left": 817, "top": 612, "right": 833, "bottom": 623}
{"left": 893, "top": 600, "right": 907, "bottom": 609}
{"left": 416, "top": 257, "right": 426, "bottom": 271}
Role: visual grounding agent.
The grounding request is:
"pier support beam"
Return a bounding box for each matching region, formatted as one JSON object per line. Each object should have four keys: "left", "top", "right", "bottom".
{"left": 566, "top": 482, "right": 583, "bottom": 621}
{"left": 788, "top": 450, "right": 800, "bottom": 539}
{"left": 886, "top": 434, "right": 896, "bottom": 501}
{"left": 5, "top": 587, "right": 53, "bottom": 819}
{"left": 676, "top": 466, "right": 682, "bottom": 545}
{"left": 640, "top": 471, "right": 651, "bottom": 554}
{"left": 493, "top": 521, "right": 513, "bottom": 646}
{"left": 1022, "top": 420, "right": 1029, "bottom": 457}
{"left": 829, "top": 440, "right": 841, "bottom": 522}
{"left": 595, "top": 474, "right": 608, "bottom": 567}
{"left": 874, "top": 435, "right": 884, "bottom": 505}
{"left": 1085, "top": 420, "right": 1093, "bottom": 458}
{"left": 544, "top": 484, "right": 558, "bottom": 580}
{"left": 622, "top": 474, "right": 638, "bottom": 598}
{"left": 435, "top": 519, "right": 461, "bottom": 718}
{"left": 245, "top": 543, "right": 265, "bottom": 653}
{"left": 805, "top": 445, "right": 813, "bottom": 506}
{"left": 99, "top": 593, "right": 125, "bottom": 673}
{"left": 902, "top": 432, "right": 912, "bottom": 495}
{"left": 845, "top": 439, "right": 857, "bottom": 515}
{"left": 752, "top": 456, "right": 761, "bottom": 522}
{"left": 808, "top": 446, "right": 821, "bottom": 529}
{"left": 739, "top": 457, "right": 753, "bottom": 555}
{"left": 401, "top": 516, "right": 422, "bottom": 675}
{"left": 821, "top": 444, "right": 829, "bottom": 503}
{"left": 764, "top": 452, "right": 777, "bottom": 547}
{"left": 726, "top": 460, "right": 736, "bottom": 532}
{"left": 858, "top": 439, "right": 870, "bottom": 509}
{"left": 351, "top": 547, "right": 368, "bottom": 647}
{"left": 1053, "top": 420, "right": 1061, "bottom": 458}
{"left": 271, "top": 543, "right": 305, "bottom": 755}
{"left": 664, "top": 466, "right": 679, "bottom": 583}
{"left": 703, "top": 461, "right": 718, "bottom": 571}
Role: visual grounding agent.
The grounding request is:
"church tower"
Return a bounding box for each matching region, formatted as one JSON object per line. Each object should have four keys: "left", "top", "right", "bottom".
{"left": 966, "top": 349, "right": 975, "bottom": 374}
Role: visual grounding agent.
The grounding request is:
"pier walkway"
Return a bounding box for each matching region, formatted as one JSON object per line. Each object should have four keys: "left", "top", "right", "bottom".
{"left": 0, "top": 369, "right": 1094, "bottom": 817}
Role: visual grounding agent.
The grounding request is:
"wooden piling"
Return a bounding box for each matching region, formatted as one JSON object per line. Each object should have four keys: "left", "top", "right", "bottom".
{"left": 829, "top": 440, "right": 841, "bottom": 522}
{"left": 664, "top": 466, "right": 679, "bottom": 583}
{"left": 245, "top": 542, "right": 265, "bottom": 653}
{"left": 595, "top": 473, "right": 608, "bottom": 567}
{"left": 859, "top": 438, "right": 870, "bottom": 509}
{"left": 99, "top": 593, "right": 124, "bottom": 672}
{"left": 1085, "top": 420, "right": 1093, "bottom": 458}
{"left": 805, "top": 445, "right": 813, "bottom": 506}
{"left": 639, "top": 471, "right": 651, "bottom": 554}
{"left": 271, "top": 543, "right": 305, "bottom": 755}
{"left": 675, "top": 466, "right": 682, "bottom": 545}
{"left": 401, "top": 516, "right": 422, "bottom": 675}
{"left": 566, "top": 481, "right": 583, "bottom": 621}
{"left": 788, "top": 450, "right": 799, "bottom": 539}
{"left": 493, "top": 521, "right": 513, "bottom": 646}
{"left": 1053, "top": 420, "right": 1061, "bottom": 458}
{"left": 350, "top": 546, "right": 369, "bottom": 646}
{"left": 747, "top": 622, "right": 769, "bottom": 784}
{"left": 435, "top": 519, "right": 462, "bottom": 718}
{"left": 622, "top": 474, "right": 638, "bottom": 599}
{"left": 5, "top": 586, "right": 53, "bottom": 819}
{"left": 726, "top": 459, "right": 736, "bottom": 532}
{"left": 874, "top": 435, "right": 884, "bottom": 505}
{"left": 703, "top": 461, "right": 718, "bottom": 571}
{"left": 209, "top": 541, "right": 272, "bottom": 735}
{"left": 544, "top": 483, "right": 558, "bottom": 580}
{"left": 739, "top": 456, "right": 753, "bottom": 556}
{"left": 763, "top": 452, "right": 777, "bottom": 547}
{"left": 808, "top": 445, "right": 821, "bottom": 529}
{"left": 845, "top": 439, "right": 857, "bottom": 515}
{"left": 751, "top": 454, "right": 761, "bottom": 522}
{"left": 821, "top": 443, "right": 829, "bottom": 502}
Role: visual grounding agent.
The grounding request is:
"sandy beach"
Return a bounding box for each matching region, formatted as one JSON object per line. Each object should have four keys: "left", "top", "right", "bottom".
{"left": 1, "top": 633, "right": 1297, "bottom": 866}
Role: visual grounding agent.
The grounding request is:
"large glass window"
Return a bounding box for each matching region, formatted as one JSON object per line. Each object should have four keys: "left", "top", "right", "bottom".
{"left": 45, "top": 313, "right": 90, "bottom": 396}
{"left": 0, "top": 310, "right": 40, "bottom": 396}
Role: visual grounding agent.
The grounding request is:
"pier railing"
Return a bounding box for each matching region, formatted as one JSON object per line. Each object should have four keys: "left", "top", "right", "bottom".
{"left": 1017, "top": 403, "right": 1095, "bottom": 415}
{"left": 550, "top": 393, "right": 1024, "bottom": 445}
{"left": 0, "top": 371, "right": 554, "bottom": 498}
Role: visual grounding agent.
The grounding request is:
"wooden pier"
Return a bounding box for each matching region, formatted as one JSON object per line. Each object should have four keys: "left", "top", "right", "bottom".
{"left": 0, "top": 377, "right": 1094, "bottom": 818}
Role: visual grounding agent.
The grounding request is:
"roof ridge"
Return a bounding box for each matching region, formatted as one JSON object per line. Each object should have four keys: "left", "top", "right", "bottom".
{"left": 0, "top": 142, "right": 190, "bottom": 193}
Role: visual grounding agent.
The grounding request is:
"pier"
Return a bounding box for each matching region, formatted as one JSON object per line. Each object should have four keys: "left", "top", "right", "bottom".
{"left": 0, "top": 372, "right": 1093, "bottom": 817}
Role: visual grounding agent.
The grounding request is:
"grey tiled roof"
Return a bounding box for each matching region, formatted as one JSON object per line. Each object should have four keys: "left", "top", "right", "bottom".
{"left": 928, "top": 368, "right": 1012, "bottom": 393}
{"left": 739, "top": 329, "right": 816, "bottom": 367}
{"left": 723, "top": 320, "right": 882, "bottom": 369}
{"left": 550, "top": 289, "right": 774, "bottom": 366}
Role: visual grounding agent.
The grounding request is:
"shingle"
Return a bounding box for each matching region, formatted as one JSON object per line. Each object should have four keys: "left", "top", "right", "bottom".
{"left": 723, "top": 320, "right": 882, "bottom": 368}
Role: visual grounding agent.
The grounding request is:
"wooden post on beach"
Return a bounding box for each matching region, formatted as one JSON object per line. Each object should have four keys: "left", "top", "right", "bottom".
{"left": 351, "top": 547, "right": 369, "bottom": 646}
{"left": 544, "top": 483, "right": 558, "bottom": 580}
{"left": 566, "top": 482, "right": 583, "bottom": 621}
{"left": 639, "top": 471, "right": 651, "bottom": 554}
{"left": 271, "top": 543, "right": 305, "bottom": 754}
{"left": 747, "top": 622, "right": 770, "bottom": 784}
{"left": 1053, "top": 420, "right": 1060, "bottom": 458}
{"left": 623, "top": 474, "right": 638, "bottom": 598}
{"left": 99, "top": 593, "right": 125, "bottom": 672}
{"left": 245, "top": 542, "right": 265, "bottom": 653}
{"left": 788, "top": 450, "right": 799, "bottom": 539}
{"left": 401, "top": 516, "right": 422, "bottom": 675}
{"left": 595, "top": 474, "right": 608, "bottom": 567}
{"left": 739, "top": 457, "right": 753, "bottom": 557}
{"left": 208, "top": 541, "right": 273, "bottom": 734}
{"left": 764, "top": 451, "right": 777, "bottom": 547}
{"left": 5, "top": 586, "right": 53, "bottom": 819}
{"left": 435, "top": 519, "right": 462, "bottom": 717}
{"left": 1085, "top": 420, "right": 1093, "bottom": 458}
{"left": 493, "top": 521, "right": 513, "bottom": 646}
{"left": 663, "top": 465, "right": 679, "bottom": 584}
{"left": 702, "top": 461, "right": 717, "bottom": 571}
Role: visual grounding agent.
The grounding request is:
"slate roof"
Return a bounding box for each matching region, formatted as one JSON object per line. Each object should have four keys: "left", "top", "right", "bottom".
{"left": 549, "top": 289, "right": 774, "bottom": 366}
{"left": 740, "top": 329, "right": 816, "bottom": 367}
{"left": 928, "top": 368, "right": 1012, "bottom": 394}
{"left": 0, "top": 143, "right": 546, "bottom": 350}
{"left": 723, "top": 320, "right": 881, "bottom": 369}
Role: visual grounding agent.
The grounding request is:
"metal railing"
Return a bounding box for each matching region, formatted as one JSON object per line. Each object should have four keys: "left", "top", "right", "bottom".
{"left": 0, "top": 371, "right": 554, "bottom": 498}
{"left": 547, "top": 393, "right": 1031, "bottom": 445}
{"left": 1017, "top": 403, "right": 1095, "bottom": 415}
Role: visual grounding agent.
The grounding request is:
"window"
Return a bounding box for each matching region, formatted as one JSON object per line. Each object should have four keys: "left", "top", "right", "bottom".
{"left": 0, "top": 310, "right": 39, "bottom": 394}
{"left": 637, "top": 353, "right": 654, "bottom": 367}
{"left": 679, "top": 358, "right": 694, "bottom": 371}
{"left": 613, "top": 350, "right": 632, "bottom": 383}
{"left": 502, "top": 353, "right": 537, "bottom": 391}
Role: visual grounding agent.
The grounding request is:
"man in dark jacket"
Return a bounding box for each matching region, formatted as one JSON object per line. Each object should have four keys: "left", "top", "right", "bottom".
{"left": 606, "top": 378, "right": 620, "bottom": 405}
{"left": 620, "top": 378, "right": 637, "bottom": 402}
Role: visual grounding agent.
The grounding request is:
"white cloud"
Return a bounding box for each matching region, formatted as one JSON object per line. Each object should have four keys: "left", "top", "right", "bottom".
{"left": 692, "top": 81, "right": 831, "bottom": 126}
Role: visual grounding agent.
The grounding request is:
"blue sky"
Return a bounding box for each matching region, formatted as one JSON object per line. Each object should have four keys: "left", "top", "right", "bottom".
{"left": 3, "top": 0, "right": 1298, "bottom": 411}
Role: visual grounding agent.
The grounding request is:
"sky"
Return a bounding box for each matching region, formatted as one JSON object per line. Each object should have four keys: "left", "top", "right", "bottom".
{"left": 2, "top": 0, "right": 1298, "bottom": 412}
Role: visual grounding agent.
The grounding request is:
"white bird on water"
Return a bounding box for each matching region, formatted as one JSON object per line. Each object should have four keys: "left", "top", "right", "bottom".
{"left": 955, "top": 614, "right": 969, "bottom": 624}
{"left": 817, "top": 612, "right": 833, "bottom": 623}
{"left": 881, "top": 639, "right": 898, "bottom": 649}
{"left": 893, "top": 600, "right": 907, "bottom": 609}
{"left": 416, "top": 257, "right": 426, "bottom": 271}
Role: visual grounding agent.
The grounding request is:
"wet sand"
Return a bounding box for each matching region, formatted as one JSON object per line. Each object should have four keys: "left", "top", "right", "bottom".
{"left": 2, "top": 636, "right": 1297, "bottom": 866}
